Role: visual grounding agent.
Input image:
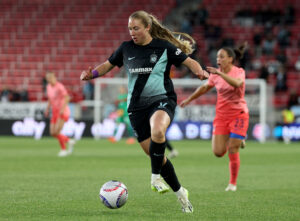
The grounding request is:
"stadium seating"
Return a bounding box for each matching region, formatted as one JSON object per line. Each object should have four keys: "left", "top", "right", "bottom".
{"left": 194, "top": 0, "right": 300, "bottom": 108}
{"left": 1, "top": 0, "right": 299, "bottom": 108}
{"left": 0, "top": 0, "right": 175, "bottom": 101}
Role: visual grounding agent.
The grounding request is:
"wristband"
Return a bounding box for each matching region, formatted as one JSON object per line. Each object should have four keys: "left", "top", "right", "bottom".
{"left": 92, "top": 70, "right": 99, "bottom": 79}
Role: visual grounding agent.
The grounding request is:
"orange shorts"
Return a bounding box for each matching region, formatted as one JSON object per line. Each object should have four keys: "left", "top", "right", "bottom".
{"left": 213, "top": 112, "right": 249, "bottom": 137}
{"left": 51, "top": 109, "right": 69, "bottom": 124}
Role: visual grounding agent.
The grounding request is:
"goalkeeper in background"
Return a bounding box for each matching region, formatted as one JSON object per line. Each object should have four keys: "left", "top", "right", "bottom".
{"left": 109, "top": 86, "right": 135, "bottom": 144}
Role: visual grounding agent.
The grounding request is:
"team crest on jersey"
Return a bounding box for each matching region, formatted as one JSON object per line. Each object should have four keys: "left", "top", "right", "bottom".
{"left": 150, "top": 53, "right": 158, "bottom": 63}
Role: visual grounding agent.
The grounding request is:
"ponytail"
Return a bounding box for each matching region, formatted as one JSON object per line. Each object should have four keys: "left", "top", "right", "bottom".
{"left": 233, "top": 42, "right": 247, "bottom": 60}
{"left": 222, "top": 42, "right": 247, "bottom": 62}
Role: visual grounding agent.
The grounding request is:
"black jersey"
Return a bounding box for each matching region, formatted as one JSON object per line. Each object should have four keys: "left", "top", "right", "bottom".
{"left": 108, "top": 38, "right": 188, "bottom": 111}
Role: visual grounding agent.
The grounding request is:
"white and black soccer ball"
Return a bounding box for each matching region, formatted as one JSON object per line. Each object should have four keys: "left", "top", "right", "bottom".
{"left": 99, "top": 180, "right": 128, "bottom": 209}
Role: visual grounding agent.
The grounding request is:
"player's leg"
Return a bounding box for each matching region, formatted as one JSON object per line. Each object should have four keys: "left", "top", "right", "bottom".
{"left": 226, "top": 113, "right": 249, "bottom": 191}
{"left": 165, "top": 139, "right": 173, "bottom": 151}
{"left": 166, "top": 139, "right": 179, "bottom": 159}
{"left": 149, "top": 110, "right": 170, "bottom": 176}
{"left": 149, "top": 110, "right": 193, "bottom": 212}
{"left": 212, "top": 134, "right": 230, "bottom": 157}
{"left": 139, "top": 133, "right": 193, "bottom": 212}
{"left": 225, "top": 136, "right": 243, "bottom": 191}
{"left": 211, "top": 115, "right": 230, "bottom": 157}
{"left": 52, "top": 118, "right": 69, "bottom": 157}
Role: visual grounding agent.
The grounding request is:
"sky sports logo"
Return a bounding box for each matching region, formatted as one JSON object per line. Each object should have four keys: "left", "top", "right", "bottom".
{"left": 129, "top": 67, "right": 153, "bottom": 74}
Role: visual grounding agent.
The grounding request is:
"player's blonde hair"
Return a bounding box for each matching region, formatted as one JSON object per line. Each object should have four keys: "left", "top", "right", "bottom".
{"left": 129, "top": 10, "right": 195, "bottom": 55}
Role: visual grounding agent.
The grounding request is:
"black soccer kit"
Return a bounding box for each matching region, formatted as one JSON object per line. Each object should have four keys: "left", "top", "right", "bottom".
{"left": 108, "top": 38, "right": 188, "bottom": 142}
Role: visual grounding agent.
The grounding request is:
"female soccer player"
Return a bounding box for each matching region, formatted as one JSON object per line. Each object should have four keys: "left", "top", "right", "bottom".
{"left": 81, "top": 10, "right": 209, "bottom": 212}
{"left": 180, "top": 43, "right": 249, "bottom": 192}
{"left": 45, "top": 72, "right": 75, "bottom": 157}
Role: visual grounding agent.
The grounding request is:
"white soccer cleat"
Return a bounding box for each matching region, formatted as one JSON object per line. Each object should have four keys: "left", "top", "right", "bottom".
{"left": 168, "top": 149, "right": 179, "bottom": 159}
{"left": 58, "top": 150, "right": 69, "bottom": 157}
{"left": 67, "top": 139, "right": 76, "bottom": 154}
{"left": 151, "top": 177, "right": 170, "bottom": 194}
{"left": 177, "top": 187, "right": 193, "bottom": 213}
{"left": 225, "top": 184, "right": 237, "bottom": 192}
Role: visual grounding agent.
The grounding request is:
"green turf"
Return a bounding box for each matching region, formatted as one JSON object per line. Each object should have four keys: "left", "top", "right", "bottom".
{"left": 0, "top": 137, "right": 299, "bottom": 221}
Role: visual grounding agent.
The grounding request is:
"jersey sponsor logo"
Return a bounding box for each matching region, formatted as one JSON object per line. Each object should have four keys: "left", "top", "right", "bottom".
{"left": 128, "top": 57, "right": 135, "bottom": 60}
{"left": 150, "top": 53, "right": 157, "bottom": 63}
{"left": 175, "top": 48, "right": 182, "bottom": 55}
{"left": 129, "top": 67, "right": 153, "bottom": 74}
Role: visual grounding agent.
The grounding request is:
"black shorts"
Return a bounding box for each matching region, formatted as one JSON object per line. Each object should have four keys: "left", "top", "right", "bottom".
{"left": 128, "top": 98, "right": 176, "bottom": 142}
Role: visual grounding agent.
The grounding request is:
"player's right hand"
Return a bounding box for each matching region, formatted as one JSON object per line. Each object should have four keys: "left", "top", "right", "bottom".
{"left": 179, "top": 99, "right": 190, "bottom": 108}
{"left": 80, "top": 67, "right": 93, "bottom": 80}
{"left": 198, "top": 70, "right": 210, "bottom": 80}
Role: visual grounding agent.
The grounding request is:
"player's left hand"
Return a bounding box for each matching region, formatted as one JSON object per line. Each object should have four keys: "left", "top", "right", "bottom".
{"left": 206, "top": 66, "right": 220, "bottom": 75}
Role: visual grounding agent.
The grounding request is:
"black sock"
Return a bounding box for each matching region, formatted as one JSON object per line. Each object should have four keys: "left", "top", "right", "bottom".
{"left": 165, "top": 140, "right": 173, "bottom": 151}
{"left": 149, "top": 140, "right": 166, "bottom": 174}
{"left": 160, "top": 159, "right": 181, "bottom": 192}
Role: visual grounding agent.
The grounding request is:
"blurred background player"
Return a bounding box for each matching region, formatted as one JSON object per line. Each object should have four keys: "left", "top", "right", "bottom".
{"left": 44, "top": 72, "right": 75, "bottom": 157}
{"left": 81, "top": 10, "right": 209, "bottom": 213}
{"left": 108, "top": 86, "right": 135, "bottom": 144}
{"left": 180, "top": 43, "right": 249, "bottom": 192}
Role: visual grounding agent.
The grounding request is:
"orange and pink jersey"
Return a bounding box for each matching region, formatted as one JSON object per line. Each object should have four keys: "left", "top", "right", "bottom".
{"left": 47, "top": 82, "right": 70, "bottom": 116}
{"left": 207, "top": 65, "right": 248, "bottom": 118}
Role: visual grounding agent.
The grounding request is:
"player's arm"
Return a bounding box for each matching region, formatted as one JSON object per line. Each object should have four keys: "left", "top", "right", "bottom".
{"left": 207, "top": 66, "right": 243, "bottom": 88}
{"left": 80, "top": 60, "right": 115, "bottom": 81}
{"left": 182, "top": 57, "right": 209, "bottom": 80}
{"left": 179, "top": 83, "right": 213, "bottom": 107}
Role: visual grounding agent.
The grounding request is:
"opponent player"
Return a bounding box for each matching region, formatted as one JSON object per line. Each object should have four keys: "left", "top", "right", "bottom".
{"left": 180, "top": 43, "right": 249, "bottom": 192}
{"left": 81, "top": 10, "right": 209, "bottom": 212}
{"left": 44, "top": 72, "right": 75, "bottom": 157}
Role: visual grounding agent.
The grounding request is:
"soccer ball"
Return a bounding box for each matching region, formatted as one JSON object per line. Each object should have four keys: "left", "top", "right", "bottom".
{"left": 99, "top": 180, "right": 128, "bottom": 209}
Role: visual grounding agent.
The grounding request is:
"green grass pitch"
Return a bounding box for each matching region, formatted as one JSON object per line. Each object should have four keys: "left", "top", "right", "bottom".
{"left": 0, "top": 137, "right": 299, "bottom": 221}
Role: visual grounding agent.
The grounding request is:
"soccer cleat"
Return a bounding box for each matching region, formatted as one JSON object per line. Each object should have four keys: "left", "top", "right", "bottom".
{"left": 67, "top": 139, "right": 76, "bottom": 154}
{"left": 240, "top": 140, "right": 246, "bottom": 149}
{"left": 225, "top": 184, "right": 237, "bottom": 192}
{"left": 168, "top": 149, "right": 179, "bottom": 159}
{"left": 126, "top": 137, "right": 136, "bottom": 144}
{"left": 151, "top": 177, "right": 170, "bottom": 194}
{"left": 177, "top": 188, "right": 193, "bottom": 213}
{"left": 58, "top": 150, "right": 69, "bottom": 157}
{"left": 108, "top": 136, "right": 117, "bottom": 143}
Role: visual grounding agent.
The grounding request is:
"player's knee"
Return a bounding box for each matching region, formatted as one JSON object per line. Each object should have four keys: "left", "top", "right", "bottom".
{"left": 151, "top": 128, "right": 165, "bottom": 142}
{"left": 228, "top": 145, "right": 239, "bottom": 154}
{"left": 50, "top": 130, "right": 59, "bottom": 137}
{"left": 213, "top": 149, "right": 226, "bottom": 158}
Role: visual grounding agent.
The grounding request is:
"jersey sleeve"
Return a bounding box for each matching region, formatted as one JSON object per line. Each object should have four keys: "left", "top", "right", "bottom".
{"left": 236, "top": 68, "right": 246, "bottom": 81}
{"left": 58, "top": 83, "right": 68, "bottom": 96}
{"left": 108, "top": 43, "right": 124, "bottom": 67}
{"left": 166, "top": 42, "right": 188, "bottom": 67}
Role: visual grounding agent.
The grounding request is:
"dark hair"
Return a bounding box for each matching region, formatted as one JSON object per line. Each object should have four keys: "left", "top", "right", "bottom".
{"left": 222, "top": 42, "right": 247, "bottom": 62}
